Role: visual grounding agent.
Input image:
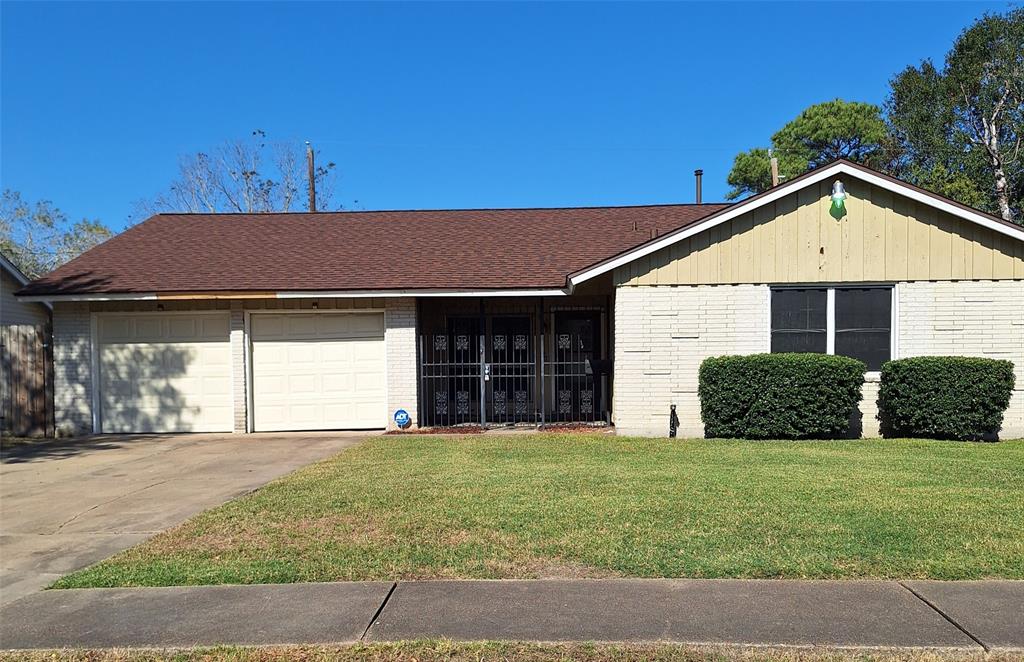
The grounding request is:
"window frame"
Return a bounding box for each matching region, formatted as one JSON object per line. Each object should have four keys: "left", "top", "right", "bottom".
{"left": 767, "top": 284, "right": 898, "bottom": 377}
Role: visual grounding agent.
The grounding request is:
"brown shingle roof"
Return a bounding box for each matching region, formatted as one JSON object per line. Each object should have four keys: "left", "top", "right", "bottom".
{"left": 18, "top": 204, "right": 729, "bottom": 296}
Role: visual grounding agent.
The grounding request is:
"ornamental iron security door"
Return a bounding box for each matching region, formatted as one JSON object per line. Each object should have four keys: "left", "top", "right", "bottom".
{"left": 418, "top": 308, "right": 608, "bottom": 427}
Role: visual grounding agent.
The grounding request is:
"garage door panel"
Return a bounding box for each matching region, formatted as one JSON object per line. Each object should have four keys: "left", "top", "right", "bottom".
{"left": 253, "top": 375, "right": 286, "bottom": 398}
{"left": 251, "top": 313, "right": 385, "bottom": 431}
{"left": 251, "top": 315, "right": 285, "bottom": 338}
{"left": 202, "top": 316, "right": 230, "bottom": 338}
{"left": 99, "top": 317, "right": 133, "bottom": 341}
{"left": 202, "top": 375, "right": 231, "bottom": 392}
{"left": 136, "top": 317, "right": 163, "bottom": 338}
{"left": 349, "top": 315, "right": 384, "bottom": 336}
{"left": 98, "top": 314, "right": 232, "bottom": 433}
{"left": 287, "top": 315, "right": 319, "bottom": 337}
{"left": 288, "top": 374, "right": 318, "bottom": 394}
{"left": 317, "top": 314, "right": 350, "bottom": 336}
{"left": 287, "top": 344, "right": 316, "bottom": 364}
{"left": 256, "top": 344, "right": 287, "bottom": 366}
{"left": 320, "top": 343, "right": 351, "bottom": 362}
{"left": 322, "top": 373, "right": 353, "bottom": 393}
{"left": 167, "top": 317, "right": 199, "bottom": 339}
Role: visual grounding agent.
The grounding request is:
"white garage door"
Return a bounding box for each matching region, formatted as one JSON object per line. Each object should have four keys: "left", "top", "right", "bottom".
{"left": 97, "top": 313, "right": 232, "bottom": 433}
{"left": 250, "top": 313, "right": 386, "bottom": 431}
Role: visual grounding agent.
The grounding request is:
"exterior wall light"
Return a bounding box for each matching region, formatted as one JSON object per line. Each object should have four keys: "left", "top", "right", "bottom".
{"left": 830, "top": 180, "right": 848, "bottom": 218}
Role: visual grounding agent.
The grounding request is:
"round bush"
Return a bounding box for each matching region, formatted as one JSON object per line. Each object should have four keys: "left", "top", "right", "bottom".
{"left": 878, "top": 357, "right": 1015, "bottom": 440}
{"left": 698, "top": 353, "right": 866, "bottom": 439}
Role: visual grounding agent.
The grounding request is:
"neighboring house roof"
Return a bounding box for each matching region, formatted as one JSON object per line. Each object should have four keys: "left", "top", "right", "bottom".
{"left": 569, "top": 159, "right": 1024, "bottom": 286}
{"left": 0, "top": 252, "right": 32, "bottom": 287}
{"left": 1, "top": 252, "right": 52, "bottom": 313}
{"left": 16, "top": 204, "right": 728, "bottom": 298}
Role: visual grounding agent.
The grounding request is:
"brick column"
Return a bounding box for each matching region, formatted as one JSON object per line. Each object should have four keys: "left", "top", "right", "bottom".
{"left": 385, "top": 298, "right": 418, "bottom": 429}
{"left": 52, "top": 302, "right": 94, "bottom": 436}
{"left": 230, "top": 302, "right": 247, "bottom": 433}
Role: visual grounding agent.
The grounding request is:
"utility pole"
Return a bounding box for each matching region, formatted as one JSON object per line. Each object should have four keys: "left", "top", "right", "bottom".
{"left": 769, "top": 149, "right": 780, "bottom": 187}
{"left": 306, "top": 141, "right": 316, "bottom": 212}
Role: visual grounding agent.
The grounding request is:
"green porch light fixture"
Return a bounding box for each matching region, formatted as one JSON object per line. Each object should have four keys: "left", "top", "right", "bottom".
{"left": 830, "top": 180, "right": 848, "bottom": 218}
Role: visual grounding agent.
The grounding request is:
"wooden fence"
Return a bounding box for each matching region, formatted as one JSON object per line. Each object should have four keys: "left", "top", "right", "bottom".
{"left": 1, "top": 324, "right": 54, "bottom": 437}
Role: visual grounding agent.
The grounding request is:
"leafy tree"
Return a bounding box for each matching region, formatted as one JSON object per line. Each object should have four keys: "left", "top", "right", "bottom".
{"left": 887, "top": 8, "right": 1023, "bottom": 222}
{"left": 0, "top": 191, "right": 114, "bottom": 278}
{"left": 136, "top": 130, "right": 339, "bottom": 219}
{"left": 726, "top": 100, "right": 890, "bottom": 199}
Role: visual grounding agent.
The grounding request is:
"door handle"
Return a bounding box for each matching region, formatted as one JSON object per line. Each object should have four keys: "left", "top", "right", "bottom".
{"left": 484, "top": 363, "right": 491, "bottom": 381}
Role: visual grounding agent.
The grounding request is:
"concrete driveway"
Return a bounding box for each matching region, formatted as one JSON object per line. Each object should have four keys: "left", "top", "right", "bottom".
{"left": 0, "top": 432, "right": 369, "bottom": 605}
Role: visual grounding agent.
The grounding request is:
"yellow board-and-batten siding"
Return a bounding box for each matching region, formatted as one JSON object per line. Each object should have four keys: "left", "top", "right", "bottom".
{"left": 615, "top": 178, "right": 1024, "bottom": 286}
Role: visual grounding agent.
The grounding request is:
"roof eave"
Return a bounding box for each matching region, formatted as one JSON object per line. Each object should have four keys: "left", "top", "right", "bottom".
{"left": 16, "top": 287, "right": 572, "bottom": 303}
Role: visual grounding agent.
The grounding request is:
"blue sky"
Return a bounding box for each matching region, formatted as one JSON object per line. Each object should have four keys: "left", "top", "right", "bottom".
{"left": 0, "top": 1, "right": 1007, "bottom": 231}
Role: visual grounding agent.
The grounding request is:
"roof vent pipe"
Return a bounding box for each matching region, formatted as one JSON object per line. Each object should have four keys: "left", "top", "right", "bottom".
{"left": 694, "top": 169, "right": 703, "bottom": 204}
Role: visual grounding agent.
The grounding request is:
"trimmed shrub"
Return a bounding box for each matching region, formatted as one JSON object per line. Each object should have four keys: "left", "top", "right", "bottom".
{"left": 878, "top": 357, "right": 1015, "bottom": 441}
{"left": 698, "top": 353, "right": 866, "bottom": 439}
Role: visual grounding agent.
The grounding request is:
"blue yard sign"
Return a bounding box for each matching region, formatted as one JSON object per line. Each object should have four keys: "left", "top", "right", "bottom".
{"left": 393, "top": 409, "right": 411, "bottom": 429}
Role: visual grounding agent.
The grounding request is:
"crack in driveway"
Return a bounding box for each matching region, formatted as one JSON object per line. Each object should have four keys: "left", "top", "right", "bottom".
{"left": 50, "top": 479, "right": 171, "bottom": 534}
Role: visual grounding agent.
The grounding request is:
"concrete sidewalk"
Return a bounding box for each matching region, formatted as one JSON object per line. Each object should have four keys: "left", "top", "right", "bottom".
{"left": 0, "top": 579, "right": 1021, "bottom": 652}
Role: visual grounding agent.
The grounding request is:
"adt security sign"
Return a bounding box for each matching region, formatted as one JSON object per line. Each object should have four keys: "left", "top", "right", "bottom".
{"left": 393, "top": 409, "right": 411, "bottom": 429}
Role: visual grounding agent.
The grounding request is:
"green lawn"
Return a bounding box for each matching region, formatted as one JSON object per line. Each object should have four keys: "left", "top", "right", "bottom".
{"left": 54, "top": 435, "right": 1024, "bottom": 588}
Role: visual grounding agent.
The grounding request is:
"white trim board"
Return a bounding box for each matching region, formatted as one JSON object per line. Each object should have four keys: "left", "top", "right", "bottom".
{"left": 568, "top": 161, "right": 1024, "bottom": 287}
{"left": 20, "top": 288, "right": 569, "bottom": 303}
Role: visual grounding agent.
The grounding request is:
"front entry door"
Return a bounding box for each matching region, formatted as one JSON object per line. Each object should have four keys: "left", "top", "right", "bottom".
{"left": 421, "top": 314, "right": 538, "bottom": 426}
{"left": 485, "top": 316, "right": 536, "bottom": 424}
{"left": 551, "top": 311, "right": 604, "bottom": 423}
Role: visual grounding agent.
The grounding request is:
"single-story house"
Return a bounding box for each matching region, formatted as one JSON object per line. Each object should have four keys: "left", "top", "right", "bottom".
{"left": 15, "top": 160, "right": 1024, "bottom": 438}
{"left": 2, "top": 252, "right": 54, "bottom": 436}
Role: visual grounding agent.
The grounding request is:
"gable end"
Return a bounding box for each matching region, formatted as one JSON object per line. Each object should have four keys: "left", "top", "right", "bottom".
{"left": 615, "top": 174, "right": 1024, "bottom": 287}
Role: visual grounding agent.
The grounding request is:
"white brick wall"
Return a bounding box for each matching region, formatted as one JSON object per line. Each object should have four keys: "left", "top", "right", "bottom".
{"left": 897, "top": 281, "right": 1024, "bottom": 439}
{"left": 52, "top": 302, "right": 93, "bottom": 436}
{"left": 614, "top": 284, "right": 769, "bottom": 437}
{"left": 385, "top": 298, "right": 418, "bottom": 430}
{"left": 51, "top": 298, "right": 420, "bottom": 434}
{"left": 614, "top": 281, "right": 1024, "bottom": 439}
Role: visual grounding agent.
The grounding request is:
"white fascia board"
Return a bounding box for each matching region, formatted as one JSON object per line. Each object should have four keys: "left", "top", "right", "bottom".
{"left": 569, "top": 162, "right": 1024, "bottom": 286}
{"left": 275, "top": 288, "right": 568, "bottom": 298}
{"left": 17, "top": 293, "right": 160, "bottom": 303}
{"left": 21, "top": 288, "right": 568, "bottom": 302}
{"left": 849, "top": 166, "right": 1024, "bottom": 241}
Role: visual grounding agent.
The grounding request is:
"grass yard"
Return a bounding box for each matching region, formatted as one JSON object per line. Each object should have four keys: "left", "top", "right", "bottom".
{"left": 0, "top": 643, "right": 1015, "bottom": 662}
{"left": 54, "top": 435, "right": 1024, "bottom": 588}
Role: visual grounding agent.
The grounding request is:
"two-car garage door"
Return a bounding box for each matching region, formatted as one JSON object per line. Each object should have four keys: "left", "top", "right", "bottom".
{"left": 96, "top": 312, "right": 386, "bottom": 433}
